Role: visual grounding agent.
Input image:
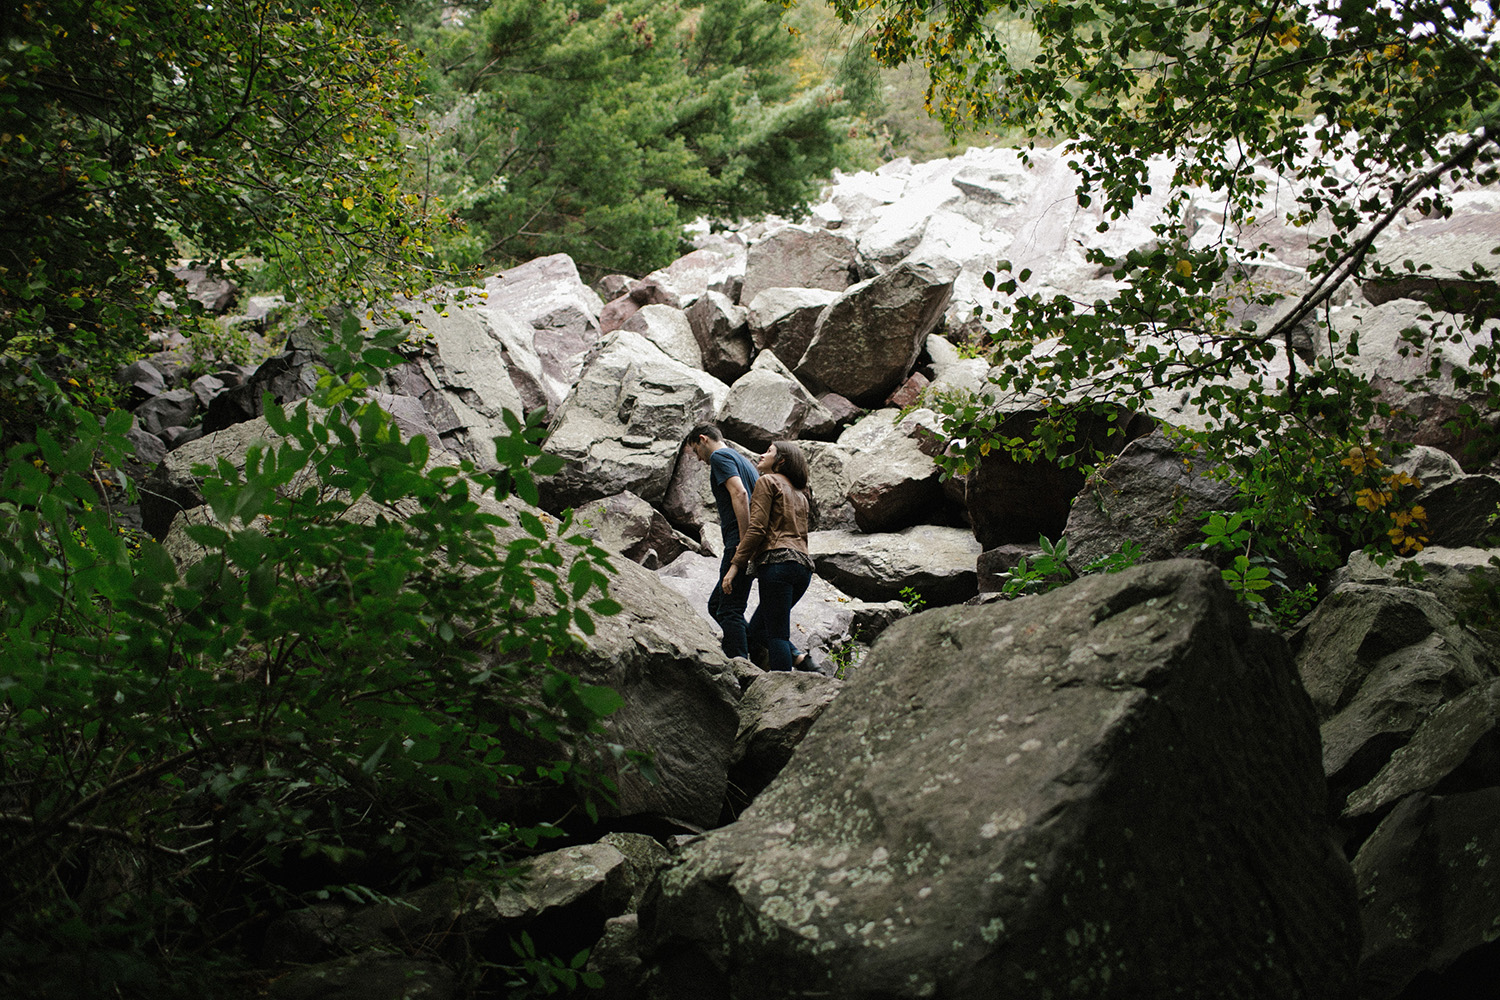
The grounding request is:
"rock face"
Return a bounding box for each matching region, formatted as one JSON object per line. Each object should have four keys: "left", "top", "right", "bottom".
{"left": 640, "top": 560, "right": 1360, "bottom": 999}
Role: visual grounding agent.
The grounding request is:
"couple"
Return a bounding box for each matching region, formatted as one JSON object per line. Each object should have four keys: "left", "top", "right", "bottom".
{"left": 682, "top": 425, "right": 815, "bottom": 672}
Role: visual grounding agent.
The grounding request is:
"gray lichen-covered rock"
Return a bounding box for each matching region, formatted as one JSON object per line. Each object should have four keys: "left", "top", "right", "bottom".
{"left": 1288, "top": 583, "right": 1494, "bottom": 815}
{"left": 1334, "top": 545, "right": 1500, "bottom": 623}
{"left": 1344, "top": 679, "right": 1500, "bottom": 821}
{"left": 639, "top": 560, "right": 1360, "bottom": 999}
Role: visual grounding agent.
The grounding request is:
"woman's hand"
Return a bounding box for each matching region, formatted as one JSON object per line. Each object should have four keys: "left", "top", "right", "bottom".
{"left": 721, "top": 564, "right": 739, "bottom": 595}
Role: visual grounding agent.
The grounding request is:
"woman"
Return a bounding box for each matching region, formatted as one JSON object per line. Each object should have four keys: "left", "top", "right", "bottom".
{"left": 721, "top": 440, "right": 815, "bottom": 671}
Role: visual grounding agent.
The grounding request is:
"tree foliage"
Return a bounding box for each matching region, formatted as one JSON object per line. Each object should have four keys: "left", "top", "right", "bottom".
{"left": 811, "top": 0, "right": 1500, "bottom": 571}
{"left": 0, "top": 321, "right": 623, "bottom": 994}
{"left": 0, "top": 0, "right": 450, "bottom": 391}
{"left": 414, "top": 0, "right": 878, "bottom": 278}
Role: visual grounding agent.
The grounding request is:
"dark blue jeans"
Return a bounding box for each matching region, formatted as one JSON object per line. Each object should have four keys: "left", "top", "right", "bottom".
{"left": 708, "top": 548, "right": 754, "bottom": 659}
{"left": 748, "top": 560, "right": 812, "bottom": 672}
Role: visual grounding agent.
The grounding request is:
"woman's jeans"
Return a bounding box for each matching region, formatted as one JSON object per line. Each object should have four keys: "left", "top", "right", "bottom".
{"left": 748, "top": 561, "right": 813, "bottom": 671}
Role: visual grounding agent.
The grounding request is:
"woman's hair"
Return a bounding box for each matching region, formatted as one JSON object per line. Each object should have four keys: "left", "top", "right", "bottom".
{"left": 769, "top": 440, "right": 809, "bottom": 491}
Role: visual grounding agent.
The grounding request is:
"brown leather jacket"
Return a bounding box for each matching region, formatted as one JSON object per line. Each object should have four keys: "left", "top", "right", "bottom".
{"left": 730, "top": 472, "right": 810, "bottom": 570}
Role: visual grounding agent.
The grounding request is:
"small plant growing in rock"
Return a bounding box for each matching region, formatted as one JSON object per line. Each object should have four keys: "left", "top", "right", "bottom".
{"left": 827, "top": 637, "right": 865, "bottom": 680}
{"left": 899, "top": 585, "right": 927, "bottom": 613}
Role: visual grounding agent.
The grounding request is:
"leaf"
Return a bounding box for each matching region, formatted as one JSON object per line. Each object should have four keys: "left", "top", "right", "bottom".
{"left": 577, "top": 684, "right": 624, "bottom": 718}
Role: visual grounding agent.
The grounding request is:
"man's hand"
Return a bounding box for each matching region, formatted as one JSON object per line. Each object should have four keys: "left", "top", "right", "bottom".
{"left": 721, "top": 564, "right": 739, "bottom": 595}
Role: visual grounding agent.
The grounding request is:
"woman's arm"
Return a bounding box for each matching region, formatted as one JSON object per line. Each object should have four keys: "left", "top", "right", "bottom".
{"left": 729, "top": 476, "right": 777, "bottom": 570}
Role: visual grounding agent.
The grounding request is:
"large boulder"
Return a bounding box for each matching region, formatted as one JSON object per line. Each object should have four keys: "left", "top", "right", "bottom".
{"left": 553, "top": 550, "right": 742, "bottom": 830}
{"left": 644, "top": 247, "right": 744, "bottom": 309}
{"left": 399, "top": 302, "right": 532, "bottom": 465}
{"left": 1343, "top": 679, "right": 1500, "bottom": 823}
{"left": 809, "top": 525, "right": 981, "bottom": 606}
{"left": 481, "top": 253, "right": 604, "bottom": 398}
{"left": 576, "top": 490, "right": 701, "bottom": 570}
{"left": 739, "top": 226, "right": 858, "bottom": 307}
{"left": 1334, "top": 545, "right": 1500, "bottom": 621}
{"left": 716, "top": 351, "right": 834, "bottom": 451}
{"left": 1353, "top": 789, "right": 1500, "bottom": 999}
{"left": 843, "top": 425, "right": 949, "bottom": 534}
{"left": 1414, "top": 472, "right": 1500, "bottom": 547}
{"left": 540, "top": 331, "right": 728, "bottom": 511}
{"left": 802, "top": 440, "right": 858, "bottom": 531}
{"left": 747, "top": 287, "right": 840, "bottom": 370}
{"left": 796, "top": 261, "right": 955, "bottom": 407}
{"left": 622, "top": 304, "right": 702, "bottom": 369}
{"left": 134, "top": 387, "right": 198, "bottom": 437}
{"left": 1063, "top": 430, "right": 1237, "bottom": 569}
{"left": 1287, "top": 583, "right": 1495, "bottom": 819}
{"left": 640, "top": 560, "right": 1360, "bottom": 999}
{"left": 686, "top": 291, "right": 754, "bottom": 384}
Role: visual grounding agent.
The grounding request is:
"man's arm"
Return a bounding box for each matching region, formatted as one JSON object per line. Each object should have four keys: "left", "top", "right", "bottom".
{"left": 725, "top": 475, "right": 751, "bottom": 541}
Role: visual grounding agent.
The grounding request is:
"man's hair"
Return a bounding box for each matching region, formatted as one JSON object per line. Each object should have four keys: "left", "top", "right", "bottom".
{"left": 682, "top": 424, "right": 723, "bottom": 449}
{"left": 769, "top": 440, "right": 810, "bottom": 491}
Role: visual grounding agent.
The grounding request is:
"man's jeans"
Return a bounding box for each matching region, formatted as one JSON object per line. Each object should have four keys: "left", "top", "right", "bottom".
{"left": 708, "top": 548, "right": 754, "bottom": 659}
{"left": 747, "top": 560, "right": 812, "bottom": 672}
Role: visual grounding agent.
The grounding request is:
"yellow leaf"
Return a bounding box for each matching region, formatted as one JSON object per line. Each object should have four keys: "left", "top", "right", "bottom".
{"left": 341, "top": 196, "right": 354, "bottom": 210}
{"left": 1174, "top": 259, "right": 1193, "bottom": 278}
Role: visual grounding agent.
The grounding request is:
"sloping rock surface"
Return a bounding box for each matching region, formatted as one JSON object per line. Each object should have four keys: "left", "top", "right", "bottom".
{"left": 640, "top": 560, "right": 1359, "bottom": 999}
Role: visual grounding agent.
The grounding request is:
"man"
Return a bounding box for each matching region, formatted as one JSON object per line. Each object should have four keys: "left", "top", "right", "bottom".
{"left": 681, "top": 424, "right": 759, "bottom": 659}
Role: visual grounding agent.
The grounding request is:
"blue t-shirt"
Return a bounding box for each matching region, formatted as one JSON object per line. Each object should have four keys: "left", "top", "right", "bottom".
{"left": 709, "top": 447, "right": 760, "bottom": 549}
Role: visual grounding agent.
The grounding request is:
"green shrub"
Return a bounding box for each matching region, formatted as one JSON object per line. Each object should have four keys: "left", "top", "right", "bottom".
{"left": 0, "top": 320, "right": 622, "bottom": 994}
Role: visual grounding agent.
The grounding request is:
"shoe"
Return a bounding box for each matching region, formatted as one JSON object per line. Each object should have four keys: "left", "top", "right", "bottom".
{"left": 793, "top": 649, "right": 820, "bottom": 672}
